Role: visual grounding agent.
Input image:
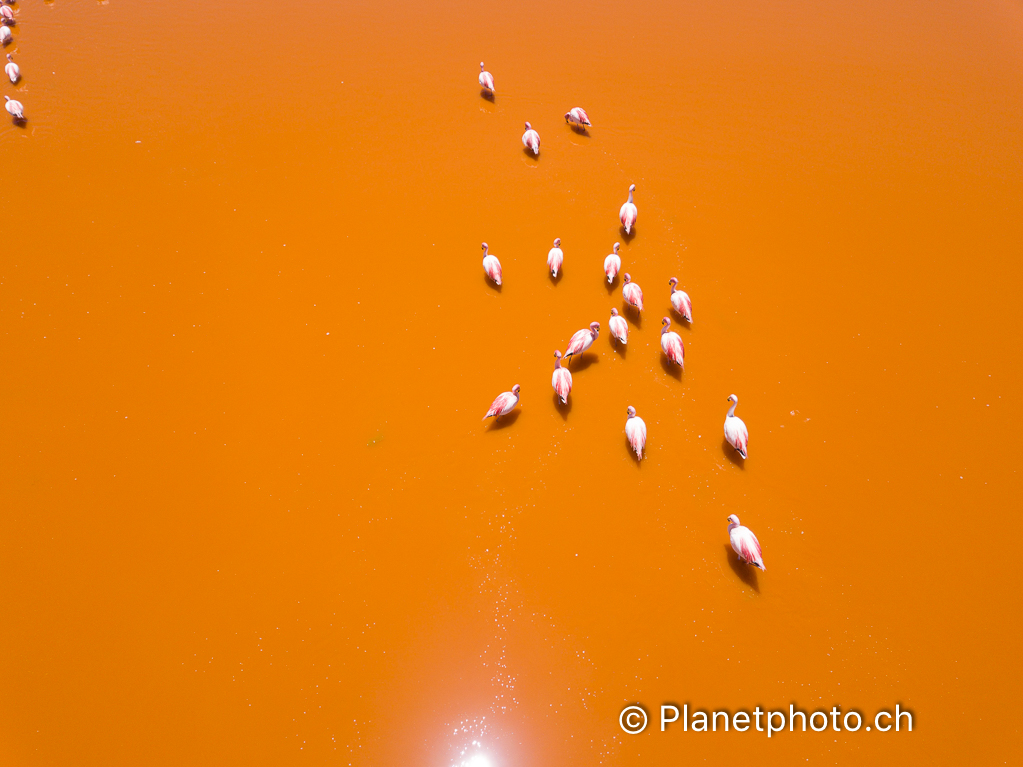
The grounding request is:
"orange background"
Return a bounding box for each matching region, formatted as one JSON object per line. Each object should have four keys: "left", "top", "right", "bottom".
{"left": 1, "top": 0, "right": 1020, "bottom": 764}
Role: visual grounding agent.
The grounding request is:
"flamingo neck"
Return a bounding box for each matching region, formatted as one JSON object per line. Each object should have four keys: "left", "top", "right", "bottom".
{"left": 554, "top": 356, "right": 561, "bottom": 370}
{"left": 627, "top": 190, "right": 634, "bottom": 204}
{"left": 727, "top": 401, "right": 737, "bottom": 418}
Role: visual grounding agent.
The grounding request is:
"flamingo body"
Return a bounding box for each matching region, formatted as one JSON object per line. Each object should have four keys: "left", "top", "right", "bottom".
{"left": 609, "top": 308, "right": 628, "bottom": 345}
{"left": 669, "top": 277, "right": 692, "bottom": 322}
{"left": 0, "top": 25, "right": 11, "bottom": 44}
{"left": 660, "top": 317, "right": 684, "bottom": 369}
{"left": 551, "top": 351, "right": 572, "bottom": 404}
{"left": 564, "top": 321, "right": 600, "bottom": 360}
{"left": 619, "top": 184, "right": 637, "bottom": 233}
{"left": 604, "top": 243, "right": 621, "bottom": 283}
{"left": 724, "top": 394, "right": 749, "bottom": 459}
{"left": 522, "top": 121, "right": 540, "bottom": 155}
{"left": 478, "top": 62, "right": 494, "bottom": 93}
{"left": 728, "top": 514, "right": 765, "bottom": 570}
{"left": 622, "top": 273, "right": 643, "bottom": 311}
{"left": 483, "top": 384, "right": 521, "bottom": 421}
{"left": 4, "top": 54, "right": 17, "bottom": 83}
{"left": 5, "top": 94, "right": 23, "bottom": 119}
{"left": 547, "top": 238, "right": 563, "bottom": 278}
{"left": 625, "top": 406, "right": 647, "bottom": 459}
{"left": 564, "top": 107, "right": 591, "bottom": 127}
{"left": 481, "top": 242, "right": 502, "bottom": 286}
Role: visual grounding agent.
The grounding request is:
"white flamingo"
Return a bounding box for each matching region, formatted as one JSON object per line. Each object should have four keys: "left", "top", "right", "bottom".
{"left": 724, "top": 394, "right": 748, "bottom": 459}
{"left": 483, "top": 384, "right": 521, "bottom": 421}
{"left": 478, "top": 62, "right": 494, "bottom": 93}
{"left": 547, "top": 237, "right": 563, "bottom": 278}
{"left": 551, "top": 351, "right": 572, "bottom": 404}
{"left": 0, "top": 25, "right": 11, "bottom": 45}
{"left": 522, "top": 121, "right": 540, "bottom": 155}
{"left": 481, "top": 242, "right": 502, "bottom": 286}
{"left": 619, "top": 184, "right": 637, "bottom": 234}
{"left": 625, "top": 406, "right": 646, "bottom": 459}
{"left": 668, "top": 277, "right": 692, "bottom": 322}
{"left": 4, "top": 53, "right": 18, "bottom": 84}
{"left": 5, "top": 94, "right": 23, "bottom": 120}
{"left": 604, "top": 243, "right": 621, "bottom": 283}
{"left": 728, "top": 515, "right": 765, "bottom": 570}
{"left": 564, "top": 107, "right": 591, "bottom": 128}
{"left": 660, "top": 317, "right": 684, "bottom": 369}
{"left": 609, "top": 308, "right": 628, "bottom": 345}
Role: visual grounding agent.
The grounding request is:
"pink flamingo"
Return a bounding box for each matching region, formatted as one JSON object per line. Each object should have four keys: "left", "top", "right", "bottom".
{"left": 604, "top": 243, "right": 621, "bottom": 283}
{"left": 481, "top": 242, "right": 502, "bottom": 286}
{"left": 619, "top": 184, "right": 637, "bottom": 234}
{"left": 483, "top": 384, "right": 521, "bottom": 421}
{"left": 728, "top": 515, "right": 765, "bottom": 570}
{"left": 547, "top": 237, "right": 563, "bottom": 278}
{"left": 609, "top": 308, "right": 628, "bottom": 345}
{"left": 5, "top": 53, "right": 18, "bottom": 84}
{"left": 564, "top": 107, "right": 591, "bottom": 128}
{"left": 0, "top": 6, "right": 13, "bottom": 23}
{"left": 668, "top": 277, "right": 692, "bottom": 322}
{"left": 563, "top": 321, "right": 600, "bottom": 362}
{"left": 0, "top": 25, "right": 11, "bottom": 45}
{"left": 522, "top": 121, "right": 540, "bottom": 155}
{"left": 551, "top": 351, "right": 572, "bottom": 403}
{"left": 478, "top": 62, "right": 494, "bottom": 94}
{"left": 622, "top": 273, "right": 643, "bottom": 311}
{"left": 625, "top": 406, "right": 647, "bottom": 459}
{"left": 4, "top": 94, "right": 23, "bottom": 120}
{"left": 660, "top": 317, "right": 684, "bottom": 369}
{"left": 724, "top": 394, "right": 748, "bottom": 458}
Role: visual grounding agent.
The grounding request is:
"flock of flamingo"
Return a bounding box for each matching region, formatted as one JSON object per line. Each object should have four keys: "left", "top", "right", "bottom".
{"left": 474, "top": 64, "right": 765, "bottom": 573}
{"left": 1, "top": 0, "right": 24, "bottom": 122}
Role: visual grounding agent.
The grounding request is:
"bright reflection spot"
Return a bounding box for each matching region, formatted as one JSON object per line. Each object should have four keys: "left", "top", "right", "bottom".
{"left": 451, "top": 753, "right": 491, "bottom": 767}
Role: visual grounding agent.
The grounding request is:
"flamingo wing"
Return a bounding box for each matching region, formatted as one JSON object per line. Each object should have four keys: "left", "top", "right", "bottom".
{"left": 483, "top": 392, "right": 515, "bottom": 419}
{"left": 609, "top": 316, "right": 628, "bottom": 344}
{"left": 552, "top": 369, "right": 572, "bottom": 403}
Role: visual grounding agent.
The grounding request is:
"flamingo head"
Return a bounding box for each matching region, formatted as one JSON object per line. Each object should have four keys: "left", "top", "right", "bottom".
{"left": 481, "top": 242, "right": 488, "bottom": 252}
{"left": 613, "top": 243, "right": 620, "bottom": 254}
{"left": 669, "top": 277, "right": 678, "bottom": 289}
{"left": 728, "top": 394, "right": 738, "bottom": 404}
{"left": 480, "top": 62, "right": 485, "bottom": 71}
{"left": 623, "top": 272, "right": 631, "bottom": 284}
{"left": 511, "top": 384, "right": 521, "bottom": 395}
{"left": 5, "top": 54, "right": 10, "bottom": 62}
{"left": 727, "top": 514, "right": 740, "bottom": 526}
{"left": 554, "top": 350, "right": 562, "bottom": 360}
{"left": 661, "top": 316, "right": 671, "bottom": 332}
{"left": 524, "top": 121, "right": 532, "bottom": 131}
{"left": 627, "top": 406, "right": 637, "bottom": 418}
{"left": 629, "top": 184, "right": 636, "bottom": 192}
{"left": 610, "top": 308, "right": 618, "bottom": 317}
{"left": 553, "top": 237, "right": 561, "bottom": 247}
{"left": 589, "top": 321, "right": 600, "bottom": 335}
{"left": 564, "top": 112, "right": 570, "bottom": 122}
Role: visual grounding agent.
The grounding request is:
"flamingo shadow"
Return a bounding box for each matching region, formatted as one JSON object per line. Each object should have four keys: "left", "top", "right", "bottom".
{"left": 610, "top": 340, "right": 627, "bottom": 358}
{"left": 553, "top": 392, "right": 572, "bottom": 420}
{"left": 620, "top": 227, "right": 636, "bottom": 244}
{"left": 549, "top": 270, "right": 563, "bottom": 285}
{"left": 566, "top": 353, "right": 599, "bottom": 373}
{"left": 480, "top": 90, "right": 495, "bottom": 102}
{"left": 485, "top": 410, "right": 521, "bottom": 430}
{"left": 522, "top": 147, "right": 540, "bottom": 161}
{"left": 624, "top": 306, "right": 642, "bottom": 329}
{"left": 721, "top": 439, "right": 746, "bottom": 469}
{"left": 724, "top": 544, "right": 760, "bottom": 592}
{"left": 483, "top": 275, "right": 503, "bottom": 293}
{"left": 604, "top": 279, "right": 617, "bottom": 295}
{"left": 660, "top": 356, "right": 683, "bottom": 380}
{"left": 567, "top": 124, "right": 590, "bottom": 136}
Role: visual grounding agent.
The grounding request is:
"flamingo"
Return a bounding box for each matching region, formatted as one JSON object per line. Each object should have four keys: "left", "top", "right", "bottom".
{"left": 660, "top": 317, "right": 685, "bottom": 369}
{"left": 668, "top": 277, "right": 692, "bottom": 322}
{"left": 0, "top": 7, "right": 13, "bottom": 23}
{"left": 604, "top": 243, "right": 621, "bottom": 283}
{"left": 481, "top": 242, "right": 502, "bottom": 286}
{"left": 563, "top": 321, "right": 600, "bottom": 361}
{"left": 564, "top": 107, "right": 591, "bottom": 128}
{"left": 619, "top": 184, "right": 637, "bottom": 234}
{"left": 0, "top": 25, "right": 11, "bottom": 45}
{"left": 551, "top": 351, "right": 572, "bottom": 404}
{"left": 522, "top": 121, "right": 540, "bottom": 155}
{"left": 622, "top": 273, "right": 643, "bottom": 311}
{"left": 724, "top": 394, "right": 749, "bottom": 459}
{"left": 625, "top": 406, "right": 647, "bottom": 459}
{"left": 4, "top": 94, "right": 23, "bottom": 120}
{"left": 547, "top": 237, "right": 563, "bottom": 278}
{"left": 4, "top": 53, "right": 18, "bottom": 84}
{"left": 727, "top": 514, "right": 765, "bottom": 570}
{"left": 609, "top": 308, "right": 628, "bottom": 345}
{"left": 478, "top": 62, "right": 494, "bottom": 94}
{"left": 483, "top": 384, "right": 521, "bottom": 421}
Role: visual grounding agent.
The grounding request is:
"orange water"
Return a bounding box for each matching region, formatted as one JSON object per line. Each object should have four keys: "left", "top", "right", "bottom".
{"left": 1, "top": 0, "right": 1021, "bottom": 764}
